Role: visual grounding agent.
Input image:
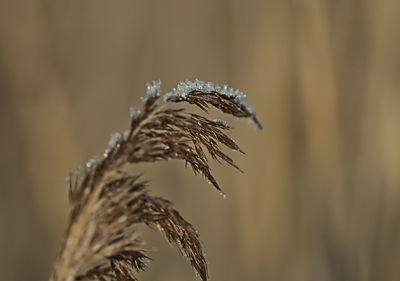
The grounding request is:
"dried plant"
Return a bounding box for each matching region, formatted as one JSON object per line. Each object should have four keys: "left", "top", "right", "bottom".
{"left": 49, "top": 79, "right": 261, "bottom": 281}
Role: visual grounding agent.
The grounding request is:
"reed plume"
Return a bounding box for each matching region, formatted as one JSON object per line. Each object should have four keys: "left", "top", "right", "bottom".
{"left": 49, "top": 79, "right": 261, "bottom": 281}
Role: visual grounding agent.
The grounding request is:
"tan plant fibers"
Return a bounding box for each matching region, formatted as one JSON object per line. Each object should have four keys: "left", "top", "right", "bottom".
{"left": 49, "top": 80, "right": 260, "bottom": 281}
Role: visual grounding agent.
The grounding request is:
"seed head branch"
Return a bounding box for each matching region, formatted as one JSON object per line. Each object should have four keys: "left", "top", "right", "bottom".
{"left": 50, "top": 79, "right": 261, "bottom": 281}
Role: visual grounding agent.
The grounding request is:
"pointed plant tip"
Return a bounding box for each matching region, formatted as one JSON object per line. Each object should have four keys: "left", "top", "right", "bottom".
{"left": 249, "top": 118, "right": 263, "bottom": 131}
{"left": 141, "top": 80, "right": 162, "bottom": 103}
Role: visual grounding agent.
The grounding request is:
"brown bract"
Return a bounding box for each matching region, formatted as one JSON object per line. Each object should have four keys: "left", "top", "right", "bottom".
{"left": 49, "top": 80, "right": 260, "bottom": 281}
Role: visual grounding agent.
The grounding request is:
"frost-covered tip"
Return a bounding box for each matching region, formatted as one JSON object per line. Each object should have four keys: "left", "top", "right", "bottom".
{"left": 160, "top": 143, "right": 170, "bottom": 150}
{"left": 108, "top": 132, "right": 121, "bottom": 148}
{"left": 163, "top": 78, "right": 207, "bottom": 101}
{"left": 163, "top": 78, "right": 249, "bottom": 107}
{"left": 104, "top": 132, "right": 122, "bottom": 157}
{"left": 206, "top": 179, "right": 227, "bottom": 199}
{"left": 177, "top": 240, "right": 190, "bottom": 261}
{"left": 163, "top": 79, "right": 261, "bottom": 131}
{"left": 164, "top": 78, "right": 242, "bottom": 100}
{"left": 78, "top": 166, "right": 88, "bottom": 182}
{"left": 64, "top": 173, "right": 72, "bottom": 187}
{"left": 129, "top": 106, "right": 141, "bottom": 118}
{"left": 123, "top": 129, "right": 131, "bottom": 140}
{"left": 141, "top": 80, "right": 162, "bottom": 103}
{"left": 248, "top": 118, "right": 262, "bottom": 131}
{"left": 213, "top": 119, "right": 229, "bottom": 128}
{"left": 177, "top": 240, "right": 203, "bottom": 279}
{"left": 103, "top": 147, "right": 112, "bottom": 158}
{"left": 86, "top": 155, "right": 101, "bottom": 168}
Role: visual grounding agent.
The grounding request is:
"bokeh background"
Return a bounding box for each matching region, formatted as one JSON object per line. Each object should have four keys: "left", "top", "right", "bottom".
{"left": 1, "top": 1, "right": 400, "bottom": 280}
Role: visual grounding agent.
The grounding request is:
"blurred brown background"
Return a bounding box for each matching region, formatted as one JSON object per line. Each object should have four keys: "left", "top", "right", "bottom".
{"left": 1, "top": 1, "right": 400, "bottom": 280}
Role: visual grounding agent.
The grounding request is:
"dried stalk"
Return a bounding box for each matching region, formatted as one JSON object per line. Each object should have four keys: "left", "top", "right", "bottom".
{"left": 49, "top": 79, "right": 261, "bottom": 281}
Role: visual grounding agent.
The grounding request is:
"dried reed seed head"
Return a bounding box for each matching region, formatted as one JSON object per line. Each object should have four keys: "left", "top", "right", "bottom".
{"left": 51, "top": 79, "right": 261, "bottom": 281}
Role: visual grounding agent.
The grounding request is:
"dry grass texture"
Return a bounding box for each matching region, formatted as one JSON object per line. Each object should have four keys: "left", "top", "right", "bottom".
{"left": 1, "top": 1, "right": 400, "bottom": 281}
{"left": 49, "top": 80, "right": 260, "bottom": 281}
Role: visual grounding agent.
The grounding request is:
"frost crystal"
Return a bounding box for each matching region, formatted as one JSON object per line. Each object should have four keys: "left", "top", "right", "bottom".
{"left": 177, "top": 241, "right": 190, "bottom": 262}
{"left": 103, "top": 147, "right": 112, "bottom": 158}
{"left": 64, "top": 173, "right": 72, "bottom": 187}
{"left": 163, "top": 79, "right": 255, "bottom": 121}
{"left": 164, "top": 78, "right": 208, "bottom": 101}
{"left": 206, "top": 179, "right": 227, "bottom": 199}
{"left": 248, "top": 118, "right": 261, "bottom": 131}
{"left": 177, "top": 239, "right": 203, "bottom": 279}
{"left": 104, "top": 132, "right": 121, "bottom": 157}
{"left": 78, "top": 166, "right": 88, "bottom": 182}
{"left": 108, "top": 132, "right": 121, "bottom": 148}
{"left": 160, "top": 143, "right": 170, "bottom": 150}
{"left": 86, "top": 155, "right": 101, "bottom": 168}
{"left": 129, "top": 107, "right": 141, "bottom": 118}
{"left": 141, "top": 80, "right": 162, "bottom": 103}
{"left": 213, "top": 119, "right": 228, "bottom": 127}
{"left": 123, "top": 129, "right": 131, "bottom": 140}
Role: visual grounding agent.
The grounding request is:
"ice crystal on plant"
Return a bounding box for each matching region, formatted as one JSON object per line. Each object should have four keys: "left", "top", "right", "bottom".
{"left": 103, "top": 147, "right": 112, "bottom": 158}
{"left": 123, "top": 129, "right": 131, "bottom": 140}
{"left": 64, "top": 173, "right": 72, "bottom": 187}
{"left": 129, "top": 107, "right": 141, "bottom": 118}
{"left": 141, "top": 80, "right": 162, "bottom": 103}
{"left": 103, "top": 132, "right": 122, "bottom": 158}
{"left": 213, "top": 119, "right": 229, "bottom": 128}
{"left": 160, "top": 144, "right": 170, "bottom": 150}
{"left": 108, "top": 132, "right": 121, "bottom": 148}
{"left": 164, "top": 79, "right": 207, "bottom": 100}
{"left": 163, "top": 78, "right": 257, "bottom": 119}
{"left": 206, "top": 179, "right": 227, "bottom": 199}
{"left": 77, "top": 166, "right": 88, "bottom": 183}
{"left": 248, "top": 118, "right": 261, "bottom": 131}
{"left": 86, "top": 155, "right": 101, "bottom": 168}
